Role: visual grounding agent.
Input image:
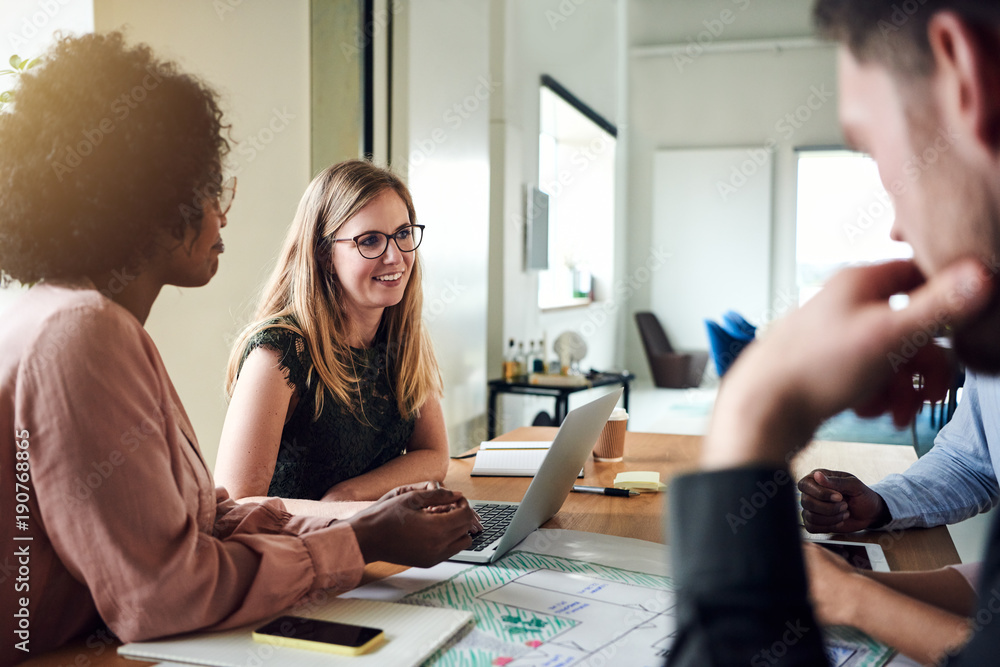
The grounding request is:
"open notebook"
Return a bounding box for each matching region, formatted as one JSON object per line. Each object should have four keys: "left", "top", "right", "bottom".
{"left": 118, "top": 598, "right": 472, "bottom": 667}
{"left": 471, "top": 440, "right": 560, "bottom": 476}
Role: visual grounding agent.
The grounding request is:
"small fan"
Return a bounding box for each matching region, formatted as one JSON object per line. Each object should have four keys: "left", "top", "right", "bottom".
{"left": 553, "top": 331, "right": 588, "bottom": 367}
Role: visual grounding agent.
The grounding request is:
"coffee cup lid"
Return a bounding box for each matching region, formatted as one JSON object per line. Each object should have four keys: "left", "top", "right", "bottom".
{"left": 609, "top": 408, "right": 628, "bottom": 420}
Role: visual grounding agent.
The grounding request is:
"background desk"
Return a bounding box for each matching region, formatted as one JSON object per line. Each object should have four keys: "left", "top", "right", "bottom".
{"left": 24, "top": 428, "right": 958, "bottom": 666}
{"left": 446, "top": 427, "right": 960, "bottom": 570}
{"left": 486, "top": 372, "right": 634, "bottom": 439}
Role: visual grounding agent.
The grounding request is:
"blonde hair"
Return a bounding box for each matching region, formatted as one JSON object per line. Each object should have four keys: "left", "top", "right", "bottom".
{"left": 226, "top": 160, "right": 442, "bottom": 421}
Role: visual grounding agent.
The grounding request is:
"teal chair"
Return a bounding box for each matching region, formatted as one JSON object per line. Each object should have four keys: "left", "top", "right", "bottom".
{"left": 705, "top": 319, "right": 754, "bottom": 377}
{"left": 721, "top": 310, "right": 756, "bottom": 339}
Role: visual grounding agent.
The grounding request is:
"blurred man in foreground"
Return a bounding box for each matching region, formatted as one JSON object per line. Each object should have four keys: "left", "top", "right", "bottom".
{"left": 668, "top": 1, "right": 1000, "bottom": 664}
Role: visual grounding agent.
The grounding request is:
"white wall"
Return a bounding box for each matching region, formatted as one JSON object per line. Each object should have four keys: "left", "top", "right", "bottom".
{"left": 95, "top": 0, "right": 312, "bottom": 468}
{"left": 623, "top": 0, "right": 842, "bottom": 381}
{"left": 489, "top": 0, "right": 627, "bottom": 432}
{"left": 651, "top": 148, "right": 773, "bottom": 350}
{"left": 402, "top": 0, "right": 493, "bottom": 452}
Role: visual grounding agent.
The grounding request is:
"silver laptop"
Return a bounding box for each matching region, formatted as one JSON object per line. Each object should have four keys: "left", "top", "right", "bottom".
{"left": 450, "top": 388, "right": 624, "bottom": 564}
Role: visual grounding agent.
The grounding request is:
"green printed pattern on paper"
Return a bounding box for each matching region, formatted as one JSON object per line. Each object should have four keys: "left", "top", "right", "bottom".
{"left": 825, "top": 626, "right": 895, "bottom": 667}
{"left": 402, "top": 550, "right": 893, "bottom": 667}
{"left": 402, "top": 550, "right": 673, "bottom": 667}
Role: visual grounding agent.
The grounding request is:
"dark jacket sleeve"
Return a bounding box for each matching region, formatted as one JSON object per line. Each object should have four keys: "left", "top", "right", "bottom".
{"left": 667, "top": 467, "right": 827, "bottom": 666}
{"left": 667, "top": 466, "right": 1000, "bottom": 666}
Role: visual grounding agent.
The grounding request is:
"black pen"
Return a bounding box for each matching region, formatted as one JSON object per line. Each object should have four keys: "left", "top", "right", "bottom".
{"left": 572, "top": 485, "right": 638, "bottom": 497}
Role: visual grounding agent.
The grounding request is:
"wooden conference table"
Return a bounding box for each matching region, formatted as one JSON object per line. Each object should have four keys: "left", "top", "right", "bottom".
{"left": 25, "top": 429, "right": 959, "bottom": 666}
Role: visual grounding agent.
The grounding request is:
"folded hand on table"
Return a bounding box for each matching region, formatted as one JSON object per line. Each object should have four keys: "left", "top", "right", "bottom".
{"left": 347, "top": 484, "right": 483, "bottom": 567}
{"left": 797, "top": 469, "right": 890, "bottom": 533}
{"left": 380, "top": 481, "right": 484, "bottom": 534}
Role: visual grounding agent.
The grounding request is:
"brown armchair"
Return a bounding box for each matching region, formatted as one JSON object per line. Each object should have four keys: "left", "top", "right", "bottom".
{"left": 634, "top": 311, "right": 708, "bottom": 389}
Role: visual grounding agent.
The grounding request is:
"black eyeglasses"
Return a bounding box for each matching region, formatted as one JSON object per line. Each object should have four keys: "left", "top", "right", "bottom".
{"left": 330, "top": 224, "right": 424, "bottom": 259}
{"left": 207, "top": 176, "right": 237, "bottom": 216}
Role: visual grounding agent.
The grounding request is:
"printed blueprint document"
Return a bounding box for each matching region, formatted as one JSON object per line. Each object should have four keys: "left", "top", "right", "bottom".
{"left": 343, "top": 530, "right": 894, "bottom": 667}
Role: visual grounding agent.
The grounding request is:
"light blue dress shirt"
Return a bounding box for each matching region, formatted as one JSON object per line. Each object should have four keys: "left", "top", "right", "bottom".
{"left": 871, "top": 371, "right": 1000, "bottom": 530}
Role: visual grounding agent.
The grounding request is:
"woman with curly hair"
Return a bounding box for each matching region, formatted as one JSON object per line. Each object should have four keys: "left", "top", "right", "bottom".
{"left": 0, "top": 32, "right": 477, "bottom": 664}
{"left": 215, "top": 160, "right": 449, "bottom": 502}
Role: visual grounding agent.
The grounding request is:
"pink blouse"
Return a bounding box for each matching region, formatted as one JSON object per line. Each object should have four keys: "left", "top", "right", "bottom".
{"left": 0, "top": 282, "right": 365, "bottom": 664}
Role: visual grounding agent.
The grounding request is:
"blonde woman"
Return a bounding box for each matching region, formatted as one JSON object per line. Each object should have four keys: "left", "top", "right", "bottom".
{"left": 216, "top": 160, "right": 450, "bottom": 502}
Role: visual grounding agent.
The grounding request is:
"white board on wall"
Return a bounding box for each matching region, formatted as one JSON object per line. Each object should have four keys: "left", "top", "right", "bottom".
{"left": 651, "top": 148, "right": 773, "bottom": 351}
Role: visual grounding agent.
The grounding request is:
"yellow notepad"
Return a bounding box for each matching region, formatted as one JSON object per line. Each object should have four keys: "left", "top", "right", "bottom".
{"left": 614, "top": 471, "right": 666, "bottom": 493}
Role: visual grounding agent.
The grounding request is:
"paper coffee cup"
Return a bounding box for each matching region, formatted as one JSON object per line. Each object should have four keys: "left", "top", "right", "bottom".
{"left": 593, "top": 408, "right": 628, "bottom": 462}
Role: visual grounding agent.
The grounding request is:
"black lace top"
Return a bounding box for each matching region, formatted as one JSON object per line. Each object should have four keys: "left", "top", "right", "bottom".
{"left": 239, "top": 322, "right": 416, "bottom": 500}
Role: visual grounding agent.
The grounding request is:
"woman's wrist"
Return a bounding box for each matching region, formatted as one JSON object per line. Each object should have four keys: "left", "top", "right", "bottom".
{"left": 321, "top": 482, "right": 362, "bottom": 502}
{"left": 833, "top": 572, "right": 879, "bottom": 627}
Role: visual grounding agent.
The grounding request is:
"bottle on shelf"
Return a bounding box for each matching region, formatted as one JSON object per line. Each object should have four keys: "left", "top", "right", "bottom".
{"left": 540, "top": 332, "right": 549, "bottom": 374}
{"left": 503, "top": 338, "right": 517, "bottom": 381}
{"left": 532, "top": 340, "right": 545, "bottom": 373}
{"left": 526, "top": 341, "right": 538, "bottom": 375}
{"left": 516, "top": 341, "right": 527, "bottom": 377}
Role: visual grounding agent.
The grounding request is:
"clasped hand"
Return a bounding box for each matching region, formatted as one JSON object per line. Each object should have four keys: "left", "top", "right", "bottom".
{"left": 347, "top": 481, "right": 483, "bottom": 568}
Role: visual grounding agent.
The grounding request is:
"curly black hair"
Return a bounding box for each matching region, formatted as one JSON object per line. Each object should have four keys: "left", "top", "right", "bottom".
{"left": 0, "top": 31, "right": 230, "bottom": 284}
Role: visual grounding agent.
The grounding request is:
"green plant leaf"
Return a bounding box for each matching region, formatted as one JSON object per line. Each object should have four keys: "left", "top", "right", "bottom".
{"left": 0, "top": 91, "right": 15, "bottom": 103}
{"left": 0, "top": 70, "right": 16, "bottom": 77}
{"left": 24, "top": 58, "right": 41, "bottom": 69}
{"left": 9, "top": 54, "right": 22, "bottom": 69}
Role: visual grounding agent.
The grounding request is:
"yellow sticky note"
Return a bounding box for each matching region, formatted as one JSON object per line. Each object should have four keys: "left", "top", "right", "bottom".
{"left": 613, "top": 471, "right": 666, "bottom": 493}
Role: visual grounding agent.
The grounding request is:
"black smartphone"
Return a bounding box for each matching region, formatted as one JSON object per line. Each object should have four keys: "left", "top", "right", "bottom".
{"left": 252, "top": 615, "right": 385, "bottom": 656}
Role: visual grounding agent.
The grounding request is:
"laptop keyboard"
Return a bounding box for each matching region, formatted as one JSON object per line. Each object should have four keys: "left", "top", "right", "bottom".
{"left": 469, "top": 503, "right": 519, "bottom": 551}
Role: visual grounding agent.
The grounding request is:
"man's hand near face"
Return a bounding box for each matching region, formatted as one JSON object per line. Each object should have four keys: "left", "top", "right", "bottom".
{"left": 701, "top": 259, "right": 993, "bottom": 471}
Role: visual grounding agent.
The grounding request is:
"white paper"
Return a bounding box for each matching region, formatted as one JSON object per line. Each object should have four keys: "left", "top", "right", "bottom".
{"left": 118, "top": 598, "right": 471, "bottom": 667}
{"left": 479, "top": 441, "right": 553, "bottom": 450}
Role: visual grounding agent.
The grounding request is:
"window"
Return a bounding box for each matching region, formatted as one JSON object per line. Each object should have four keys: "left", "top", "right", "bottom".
{"left": 536, "top": 77, "right": 616, "bottom": 310}
{"left": 796, "top": 150, "right": 911, "bottom": 306}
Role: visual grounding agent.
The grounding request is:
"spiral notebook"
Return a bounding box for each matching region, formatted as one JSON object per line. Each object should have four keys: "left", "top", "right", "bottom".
{"left": 118, "top": 598, "right": 472, "bottom": 667}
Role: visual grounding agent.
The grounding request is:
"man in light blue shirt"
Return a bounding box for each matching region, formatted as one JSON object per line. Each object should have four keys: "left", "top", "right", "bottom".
{"left": 798, "top": 372, "right": 1000, "bottom": 532}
